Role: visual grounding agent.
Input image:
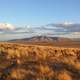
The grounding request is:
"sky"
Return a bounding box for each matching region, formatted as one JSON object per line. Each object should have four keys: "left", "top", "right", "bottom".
{"left": 0, "top": 0, "right": 80, "bottom": 26}
{"left": 0, "top": 0, "right": 80, "bottom": 41}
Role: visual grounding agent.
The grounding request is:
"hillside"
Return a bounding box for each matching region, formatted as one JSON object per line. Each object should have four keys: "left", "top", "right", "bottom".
{"left": 0, "top": 42, "right": 80, "bottom": 80}
{"left": 10, "top": 36, "right": 72, "bottom": 42}
{"left": 10, "top": 36, "right": 80, "bottom": 48}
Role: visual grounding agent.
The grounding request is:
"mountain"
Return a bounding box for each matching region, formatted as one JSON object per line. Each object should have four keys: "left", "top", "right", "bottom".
{"left": 10, "top": 36, "right": 72, "bottom": 42}
{"left": 9, "top": 36, "right": 80, "bottom": 48}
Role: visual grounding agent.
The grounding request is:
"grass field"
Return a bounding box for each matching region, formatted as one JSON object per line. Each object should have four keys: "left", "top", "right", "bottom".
{"left": 0, "top": 42, "right": 80, "bottom": 80}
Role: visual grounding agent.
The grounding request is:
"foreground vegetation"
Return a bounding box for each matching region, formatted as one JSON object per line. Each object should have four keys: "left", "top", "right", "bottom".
{"left": 0, "top": 42, "right": 80, "bottom": 80}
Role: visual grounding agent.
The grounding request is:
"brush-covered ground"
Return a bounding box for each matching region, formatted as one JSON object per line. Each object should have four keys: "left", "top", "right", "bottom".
{"left": 0, "top": 42, "right": 80, "bottom": 80}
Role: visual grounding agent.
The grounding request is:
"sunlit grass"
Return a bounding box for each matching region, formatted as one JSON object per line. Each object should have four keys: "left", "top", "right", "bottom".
{"left": 0, "top": 42, "right": 80, "bottom": 80}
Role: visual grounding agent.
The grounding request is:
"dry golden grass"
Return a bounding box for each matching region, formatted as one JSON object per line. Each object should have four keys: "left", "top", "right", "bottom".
{"left": 0, "top": 42, "right": 80, "bottom": 80}
{"left": 57, "top": 70, "right": 72, "bottom": 80}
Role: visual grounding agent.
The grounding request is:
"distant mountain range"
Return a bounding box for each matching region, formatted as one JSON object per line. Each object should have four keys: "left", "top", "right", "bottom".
{"left": 10, "top": 36, "right": 77, "bottom": 42}
{"left": 9, "top": 36, "right": 80, "bottom": 48}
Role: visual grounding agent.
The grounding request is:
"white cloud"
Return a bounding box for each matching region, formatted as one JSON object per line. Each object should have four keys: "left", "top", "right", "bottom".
{"left": 0, "top": 23, "right": 80, "bottom": 41}
{"left": 0, "top": 23, "right": 15, "bottom": 31}
{"left": 63, "top": 21, "right": 73, "bottom": 26}
{"left": 56, "top": 32, "right": 80, "bottom": 38}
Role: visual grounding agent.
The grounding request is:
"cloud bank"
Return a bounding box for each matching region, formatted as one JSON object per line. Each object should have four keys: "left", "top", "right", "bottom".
{"left": 0, "top": 22, "right": 80, "bottom": 41}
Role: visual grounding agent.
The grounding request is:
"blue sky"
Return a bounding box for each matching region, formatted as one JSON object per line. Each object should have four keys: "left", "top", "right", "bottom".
{"left": 0, "top": 0, "right": 80, "bottom": 26}
{"left": 0, "top": 0, "right": 80, "bottom": 41}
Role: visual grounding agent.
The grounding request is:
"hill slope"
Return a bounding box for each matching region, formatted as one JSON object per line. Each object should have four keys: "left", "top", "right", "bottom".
{"left": 10, "top": 36, "right": 72, "bottom": 42}
{"left": 10, "top": 36, "right": 80, "bottom": 48}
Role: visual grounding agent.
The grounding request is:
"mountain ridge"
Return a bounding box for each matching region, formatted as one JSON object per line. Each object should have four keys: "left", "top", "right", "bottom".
{"left": 10, "top": 36, "right": 72, "bottom": 42}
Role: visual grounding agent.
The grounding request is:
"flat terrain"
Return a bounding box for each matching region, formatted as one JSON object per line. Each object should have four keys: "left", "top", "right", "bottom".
{"left": 0, "top": 42, "right": 80, "bottom": 80}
